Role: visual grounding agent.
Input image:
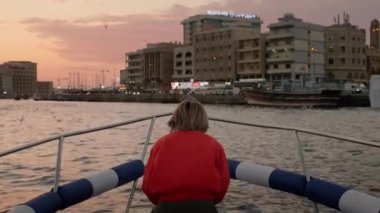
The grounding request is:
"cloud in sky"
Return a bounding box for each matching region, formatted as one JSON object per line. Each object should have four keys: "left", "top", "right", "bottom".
{"left": 21, "top": 13, "right": 183, "bottom": 64}
{"left": 21, "top": 0, "right": 379, "bottom": 67}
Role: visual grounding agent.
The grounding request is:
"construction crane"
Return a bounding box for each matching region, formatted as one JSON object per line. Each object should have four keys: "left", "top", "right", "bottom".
{"left": 100, "top": 70, "right": 109, "bottom": 88}
{"left": 57, "top": 77, "right": 68, "bottom": 89}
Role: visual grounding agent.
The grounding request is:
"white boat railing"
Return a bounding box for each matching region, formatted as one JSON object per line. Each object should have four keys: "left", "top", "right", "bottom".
{"left": 1, "top": 113, "right": 379, "bottom": 213}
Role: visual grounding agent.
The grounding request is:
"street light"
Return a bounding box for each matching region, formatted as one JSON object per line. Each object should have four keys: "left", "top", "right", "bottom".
{"left": 310, "top": 47, "right": 318, "bottom": 82}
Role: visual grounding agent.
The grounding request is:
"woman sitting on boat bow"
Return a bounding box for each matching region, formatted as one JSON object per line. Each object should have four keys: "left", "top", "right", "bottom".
{"left": 142, "top": 97, "right": 230, "bottom": 213}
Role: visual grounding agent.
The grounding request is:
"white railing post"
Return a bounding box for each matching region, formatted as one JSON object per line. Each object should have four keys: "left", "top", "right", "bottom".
{"left": 126, "top": 116, "right": 156, "bottom": 213}
{"left": 294, "top": 131, "right": 319, "bottom": 213}
{"left": 53, "top": 136, "right": 64, "bottom": 192}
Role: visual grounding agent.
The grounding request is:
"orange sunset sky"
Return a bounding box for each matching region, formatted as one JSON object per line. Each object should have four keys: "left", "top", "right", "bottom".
{"left": 0, "top": 0, "right": 379, "bottom": 87}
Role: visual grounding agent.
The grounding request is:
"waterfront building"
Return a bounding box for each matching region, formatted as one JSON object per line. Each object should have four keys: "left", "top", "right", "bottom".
{"left": 237, "top": 32, "right": 267, "bottom": 79}
{"left": 367, "top": 47, "right": 380, "bottom": 75}
{"left": 370, "top": 19, "right": 380, "bottom": 48}
{"left": 182, "top": 11, "right": 262, "bottom": 45}
{"left": 193, "top": 25, "right": 259, "bottom": 82}
{"left": 266, "top": 13, "right": 325, "bottom": 88}
{"left": 173, "top": 46, "right": 194, "bottom": 82}
{"left": 36, "top": 81, "right": 54, "bottom": 97}
{"left": 123, "top": 50, "right": 144, "bottom": 90}
{"left": 325, "top": 14, "right": 367, "bottom": 82}
{"left": 0, "top": 61, "right": 37, "bottom": 97}
{"left": 123, "top": 42, "right": 181, "bottom": 90}
{"left": 143, "top": 42, "right": 181, "bottom": 89}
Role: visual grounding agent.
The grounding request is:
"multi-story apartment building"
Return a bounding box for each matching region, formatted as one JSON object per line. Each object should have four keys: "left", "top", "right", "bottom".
{"left": 266, "top": 13, "right": 325, "bottom": 88}
{"left": 182, "top": 11, "right": 262, "bottom": 45}
{"left": 325, "top": 15, "right": 367, "bottom": 82}
{"left": 367, "top": 47, "right": 380, "bottom": 75}
{"left": 123, "top": 42, "right": 181, "bottom": 90}
{"left": 36, "top": 81, "right": 54, "bottom": 97}
{"left": 143, "top": 43, "right": 181, "bottom": 89}
{"left": 123, "top": 50, "right": 144, "bottom": 90}
{"left": 193, "top": 26, "right": 260, "bottom": 82}
{"left": 0, "top": 61, "right": 37, "bottom": 97}
{"left": 370, "top": 19, "right": 380, "bottom": 48}
{"left": 173, "top": 46, "right": 194, "bottom": 82}
{"left": 237, "top": 32, "right": 267, "bottom": 79}
{"left": 367, "top": 19, "right": 380, "bottom": 76}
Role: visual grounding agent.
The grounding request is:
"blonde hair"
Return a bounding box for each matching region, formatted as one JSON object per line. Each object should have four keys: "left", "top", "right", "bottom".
{"left": 168, "top": 97, "right": 209, "bottom": 132}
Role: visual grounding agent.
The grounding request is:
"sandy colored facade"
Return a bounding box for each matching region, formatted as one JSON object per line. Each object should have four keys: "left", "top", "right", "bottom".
{"left": 173, "top": 46, "right": 194, "bottom": 82}
{"left": 266, "top": 13, "right": 325, "bottom": 88}
{"left": 123, "top": 43, "right": 181, "bottom": 90}
{"left": 193, "top": 26, "right": 260, "bottom": 82}
{"left": 325, "top": 21, "right": 367, "bottom": 82}
{"left": 237, "top": 33, "right": 267, "bottom": 79}
{"left": 367, "top": 47, "right": 380, "bottom": 75}
{"left": 370, "top": 19, "right": 380, "bottom": 48}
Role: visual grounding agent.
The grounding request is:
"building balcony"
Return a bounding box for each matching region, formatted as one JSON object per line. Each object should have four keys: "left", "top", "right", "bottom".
{"left": 267, "top": 53, "right": 294, "bottom": 62}
{"left": 125, "top": 72, "right": 143, "bottom": 77}
{"left": 237, "top": 70, "right": 261, "bottom": 75}
{"left": 266, "top": 45, "right": 294, "bottom": 52}
{"left": 238, "top": 58, "right": 260, "bottom": 63}
{"left": 237, "top": 46, "right": 260, "bottom": 52}
{"left": 266, "top": 68, "right": 293, "bottom": 74}
{"left": 267, "top": 33, "right": 293, "bottom": 40}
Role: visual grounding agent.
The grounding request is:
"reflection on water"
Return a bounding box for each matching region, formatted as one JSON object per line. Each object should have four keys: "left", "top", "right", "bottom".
{"left": 0, "top": 100, "right": 379, "bottom": 212}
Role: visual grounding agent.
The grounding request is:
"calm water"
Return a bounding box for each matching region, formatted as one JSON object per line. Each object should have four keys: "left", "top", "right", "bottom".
{"left": 0, "top": 100, "right": 379, "bottom": 212}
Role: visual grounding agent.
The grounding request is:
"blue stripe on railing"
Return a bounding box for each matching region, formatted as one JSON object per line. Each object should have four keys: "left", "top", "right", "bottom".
{"left": 269, "top": 169, "right": 307, "bottom": 196}
{"left": 8, "top": 192, "right": 63, "bottom": 213}
{"left": 228, "top": 159, "right": 241, "bottom": 179}
{"left": 57, "top": 178, "right": 93, "bottom": 209}
{"left": 112, "top": 160, "right": 145, "bottom": 187}
{"left": 305, "top": 178, "right": 349, "bottom": 210}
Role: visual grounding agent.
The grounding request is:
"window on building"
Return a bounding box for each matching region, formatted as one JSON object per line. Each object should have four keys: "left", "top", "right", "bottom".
{"left": 347, "top": 73, "right": 352, "bottom": 79}
{"left": 340, "top": 36, "right": 345, "bottom": 40}
{"left": 285, "top": 64, "right": 291, "bottom": 69}
{"left": 341, "top": 58, "right": 346, "bottom": 65}
{"left": 352, "top": 58, "right": 355, "bottom": 64}
{"left": 341, "top": 46, "right": 346, "bottom": 53}
{"left": 274, "top": 64, "right": 279, "bottom": 69}
{"left": 352, "top": 47, "right": 355, "bottom": 53}
{"left": 329, "top": 47, "right": 334, "bottom": 53}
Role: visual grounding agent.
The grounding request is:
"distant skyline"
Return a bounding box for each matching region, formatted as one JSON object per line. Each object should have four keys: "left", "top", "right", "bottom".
{"left": 0, "top": 0, "right": 379, "bottom": 86}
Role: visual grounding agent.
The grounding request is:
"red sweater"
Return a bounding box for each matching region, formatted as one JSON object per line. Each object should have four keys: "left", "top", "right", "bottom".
{"left": 142, "top": 131, "right": 230, "bottom": 205}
